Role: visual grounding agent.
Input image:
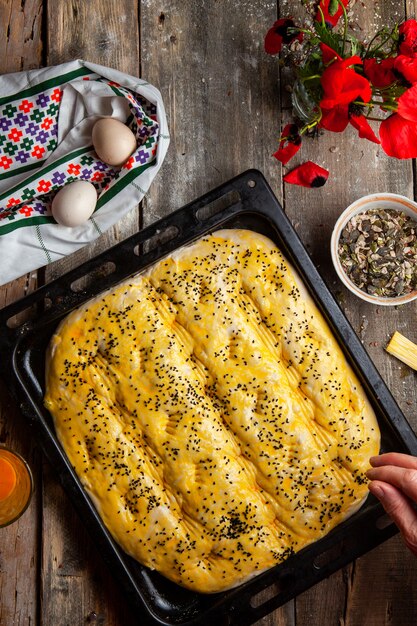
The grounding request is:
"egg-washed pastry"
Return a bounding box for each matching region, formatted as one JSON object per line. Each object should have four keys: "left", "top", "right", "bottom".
{"left": 44, "top": 229, "right": 380, "bottom": 593}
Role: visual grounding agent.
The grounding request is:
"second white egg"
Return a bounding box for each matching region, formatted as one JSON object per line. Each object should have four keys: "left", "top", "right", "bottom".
{"left": 92, "top": 118, "right": 137, "bottom": 167}
{"left": 51, "top": 181, "right": 97, "bottom": 227}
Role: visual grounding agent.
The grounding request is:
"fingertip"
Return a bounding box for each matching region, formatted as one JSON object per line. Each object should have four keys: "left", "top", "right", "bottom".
{"left": 368, "top": 480, "right": 385, "bottom": 499}
{"left": 369, "top": 455, "right": 382, "bottom": 467}
{"left": 370, "top": 452, "right": 417, "bottom": 470}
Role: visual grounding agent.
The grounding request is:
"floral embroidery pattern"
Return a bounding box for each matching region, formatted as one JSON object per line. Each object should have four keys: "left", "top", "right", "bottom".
{"left": 0, "top": 78, "right": 159, "bottom": 227}
{"left": 0, "top": 87, "right": 62, "bottom": 172}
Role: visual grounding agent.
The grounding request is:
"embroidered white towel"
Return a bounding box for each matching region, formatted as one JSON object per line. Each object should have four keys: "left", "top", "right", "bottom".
{"left": 0, "top": 59, "right": 169, "bottom": 285}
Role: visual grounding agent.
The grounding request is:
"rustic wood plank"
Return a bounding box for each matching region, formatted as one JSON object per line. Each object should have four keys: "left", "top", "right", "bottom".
{"left": 140, "top": 0, "right": 283, "bottom": 226}
{"left": 44, "top": 0, "right": 142, "bottom": 282}
{"left": 41, "top": 462, "right": 136, "bottom": 626}
{"left": 344, "top": 536, "right": 417, "bottom": 625}
{"left": 292, "top": 571, "right": 346, "bottom": 626}
{"left": 0, "top": 3, "right": 43, "bottom": 626}
{"left": 0, "top": 382, "right": 40, "bottom": 626}
{"left": 275, "top": 2, "right": 417, "bottom": 625}
{"left": 0, "top": 0, "right": 42, "bottom": 73}
{"left": 40, "top": 1, "right": 140, "bottom": 624}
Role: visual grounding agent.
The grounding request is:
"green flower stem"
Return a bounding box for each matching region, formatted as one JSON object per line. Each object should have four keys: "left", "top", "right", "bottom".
{"left": 352, "top": 99, "right": 397, "bottom": 111}
{"left": 289, "top": 27, "right": 316, "bottom": 37}
{"left": 364, "top": 32, "right": 383, "bottom": 58}
{"left": 375, "top": 84, "right": 400, "bottom": 93}
{"left": 317, "top": 6, "right": 326, "bottom": 28}
{"left": 336, "top": 0, "right": 349, "bottom": 56}
{"left": 300, "top": 74, "right": 321, "bottom": 82}
{"left": 373, "top": 85, "right": 406, "bottom": 102}
{"left": 370, "top": 34, "right": 396, "bottom": 56}
{"left": 300, "top": 111, "right": 322, "bottom": 134}
{"left": 351, "top": 100, "right": 373, "bottom": 107}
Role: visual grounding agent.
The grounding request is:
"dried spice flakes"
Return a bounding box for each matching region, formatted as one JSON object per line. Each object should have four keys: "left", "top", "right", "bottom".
{"left": 338, "top": 208, "right": 417, "bottom": 297}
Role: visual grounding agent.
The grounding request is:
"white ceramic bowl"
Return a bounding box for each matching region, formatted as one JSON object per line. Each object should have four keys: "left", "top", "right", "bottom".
{"left": 330, "top": 193, "right": 417, "bottom": 306}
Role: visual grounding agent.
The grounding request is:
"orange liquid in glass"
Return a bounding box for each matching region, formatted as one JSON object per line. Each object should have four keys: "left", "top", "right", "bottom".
{"left": 0, "top": 447, "right": 32, "bottom": 527}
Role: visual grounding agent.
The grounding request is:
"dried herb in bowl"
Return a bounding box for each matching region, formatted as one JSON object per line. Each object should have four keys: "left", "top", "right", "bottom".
{"left": 338, "top": 209, "right": 417, "bottom": 298}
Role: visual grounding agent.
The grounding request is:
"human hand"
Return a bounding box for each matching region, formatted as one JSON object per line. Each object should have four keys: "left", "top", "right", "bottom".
{"left": 367, "top": 452, "right": 417, "bottom": 558}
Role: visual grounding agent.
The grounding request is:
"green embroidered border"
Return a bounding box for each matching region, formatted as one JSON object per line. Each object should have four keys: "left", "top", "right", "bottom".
{"left": 0, "top": 158, "right": 156, "bottom": 235}
{"left": 0, "top": 160, "right": 46, "bottom": 181}
{"left": 0, "top": 215, "right": 53, "bottom": 235}
{"left": 94, "top": 158, "right": 155, "bottom": 210}
{"left": 0, "top": 66, "right": 94, "bottom": 107}
{"left": 0, "top": 72, "right": 138, "bottom": 185}
{"left": 0, "top": 145, "right": 93, "bottom": 203}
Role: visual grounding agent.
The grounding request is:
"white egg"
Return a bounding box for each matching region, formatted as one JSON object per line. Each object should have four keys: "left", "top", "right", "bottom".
{"left": 51, "top": 181, "right": 97, "bottom": 227}
{"left": 92, "top": 118, "right": 137, "bottom": 167}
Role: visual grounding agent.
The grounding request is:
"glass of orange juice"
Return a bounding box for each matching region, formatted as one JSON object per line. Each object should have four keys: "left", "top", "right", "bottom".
{"left": 0, "top": 446, "right": 33, "bottom": 527}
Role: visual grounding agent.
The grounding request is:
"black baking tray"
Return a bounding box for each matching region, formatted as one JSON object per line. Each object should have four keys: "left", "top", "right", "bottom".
{"left": 1, "top": 169, "right": 417, "bottom": 625}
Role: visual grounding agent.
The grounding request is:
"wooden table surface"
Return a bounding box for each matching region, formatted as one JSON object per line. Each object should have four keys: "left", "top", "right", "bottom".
{"left": 1, "top": 1, "right": 417, "bottom": 625}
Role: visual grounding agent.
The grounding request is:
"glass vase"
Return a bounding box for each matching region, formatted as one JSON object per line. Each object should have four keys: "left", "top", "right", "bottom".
{"left": 291, "top": 78, "right": 317, "bottom": 125}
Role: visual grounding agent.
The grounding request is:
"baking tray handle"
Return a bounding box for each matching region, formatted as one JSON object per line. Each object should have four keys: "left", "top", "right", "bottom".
{"left": 225, "top": 511, "right": 398, "bottom": 626}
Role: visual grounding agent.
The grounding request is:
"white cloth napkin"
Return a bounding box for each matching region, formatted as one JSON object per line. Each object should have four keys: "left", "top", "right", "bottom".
{"left": 0, "top": 59, "right": 169, "bottom": 285}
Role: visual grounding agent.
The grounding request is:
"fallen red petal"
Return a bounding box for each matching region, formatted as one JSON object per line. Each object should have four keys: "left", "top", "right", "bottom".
{"left": 283, "top": 161, "right": 329, "bottom": 188}
{"left": 380, "top": 113, "right": 417, "bottom": 158}
{"left": 273, "top": 123, "right": 302, "bottom": 165}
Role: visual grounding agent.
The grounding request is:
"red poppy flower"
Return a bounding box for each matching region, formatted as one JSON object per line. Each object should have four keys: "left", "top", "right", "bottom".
{"left": 399, "top": 19, "right": 417, "bottom": 57}
{"left": 320, "top": 57, "right": 371, "bottom": 108}
{"left": 380, "top": 113, "right": 417, "bottom": 159}
{"left": 320, "top": 43, "right": 341, "bottom": 65}
{"left": 273, "top": 123, "right": 302, "bottom": 165}
{"left": 283, "top": 161, "right": 329, "bottom": 187}
{"left": 393, "top": 55, "right": 417, "bottom": 85}
{"left": 363, "top": 58, "right": 396, "bottom": 89}
{"left": 397, "top": 84, "right": 417, "bottom": 123}
{"left": 319, "top": 57, "right": 374, "bottom": 140}
{"left": 321, "top": 105, "right": 350, "bottom": 132}
{"left": 315, "top": 0, "right": 349, "bottom": 28}
{"left": 264, "top": 18, "right": 303, "bottom": 55}
{"left": 320, "top": 104, "right": 379, "bottom": 143}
